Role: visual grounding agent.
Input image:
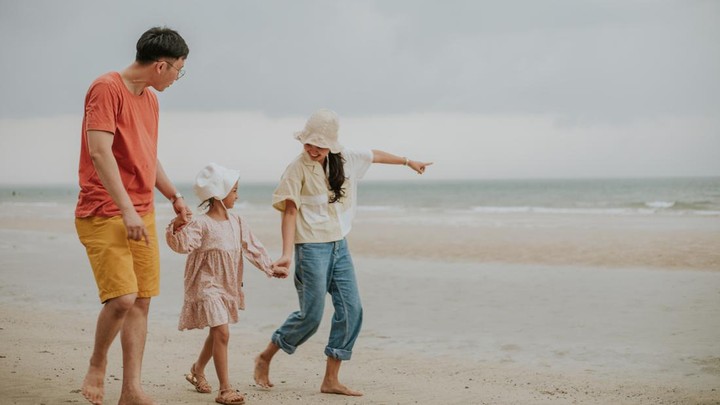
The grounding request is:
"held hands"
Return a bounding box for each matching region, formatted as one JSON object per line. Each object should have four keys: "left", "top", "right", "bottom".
{"left": 271, "top": 255, "right": 292, "bottom": 279}
{"left": 271, "top": 265, "right": 289, "bottom": 279}
{"left": 170, "top": 197, "right": 192, "bottom": 233}
{"left": 172, "top": 197, "right": 191, "bottom": 221}
{"left": 171, "top": 210, "right": 192, "bottom": 233}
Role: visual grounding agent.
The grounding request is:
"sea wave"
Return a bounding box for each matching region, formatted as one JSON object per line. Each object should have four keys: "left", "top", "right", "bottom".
{"left": 2, "top": 199, "right": 719, "bottom": 219}
{"left": 466, "top": 205, "right": 720, "bottom": 216}
{"left": 469, "top": 206, "right": 637, "bottom": 215}
{"left": 644, "top": 201, "right": 675, "bottom": 209}
{"left": 0, "top": 201, "right": 73, "bottom": 219}
{"left": 357, "top": 205, "right": 402, "bottom": 212}
{"left": 0, "top": 201, "right": 60, "bottom": 208}
{"left": 359, "top": 204, "right": 720, "bottom": 218}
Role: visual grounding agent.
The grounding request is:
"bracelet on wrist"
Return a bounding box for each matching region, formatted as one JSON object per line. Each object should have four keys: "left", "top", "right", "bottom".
{"left": 170, "top": 192, "right": 183, "bottom": 203}
{"left": 403, "top": 157, "right": 409, "bottom": 166}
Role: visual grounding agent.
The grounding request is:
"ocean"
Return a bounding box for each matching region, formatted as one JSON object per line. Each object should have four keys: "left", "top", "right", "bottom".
{"left": 2, "top": 177, "right": 719, "bottom": 218}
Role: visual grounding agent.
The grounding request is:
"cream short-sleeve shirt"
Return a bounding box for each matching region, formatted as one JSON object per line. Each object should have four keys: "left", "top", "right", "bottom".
{"left": 272, "top": 149, "right": 373, "bottom": 243}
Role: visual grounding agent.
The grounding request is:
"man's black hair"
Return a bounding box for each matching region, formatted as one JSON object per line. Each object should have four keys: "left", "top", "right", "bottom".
{"left": 136, "top": 26, "right": 189, "bottom": 63}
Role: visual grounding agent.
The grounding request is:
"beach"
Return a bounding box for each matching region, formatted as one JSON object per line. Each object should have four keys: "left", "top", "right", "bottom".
{"left": 1, "top": 192, "right": 720, "bottom": 404}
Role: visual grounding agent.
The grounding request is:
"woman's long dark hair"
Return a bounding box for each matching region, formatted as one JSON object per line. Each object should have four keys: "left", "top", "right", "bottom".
{"left": 327, "top": 152, "right": 346, "bottom": 203}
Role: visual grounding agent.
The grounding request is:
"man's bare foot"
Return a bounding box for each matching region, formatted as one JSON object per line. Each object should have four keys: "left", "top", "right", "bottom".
{"left": 320, "top": 381, "right": 363, "bottom": 396}
{"left": 253, "top": 354, "right": 274, "bottom": 388}
{"left": 118, "top": 390, "right": 156, "bottom": 405}
{"left": 81, "top": 365, "right": 105, "bottom": 405}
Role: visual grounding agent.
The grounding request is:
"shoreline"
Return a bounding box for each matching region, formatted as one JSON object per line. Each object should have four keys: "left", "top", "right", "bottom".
{"left": 2, "top": 207, "right": 718, "bottom": 271}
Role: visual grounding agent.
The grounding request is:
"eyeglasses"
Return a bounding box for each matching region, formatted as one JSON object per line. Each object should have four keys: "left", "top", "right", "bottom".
{"left": 156, "top": 60, "right": 185, "bottom": 79}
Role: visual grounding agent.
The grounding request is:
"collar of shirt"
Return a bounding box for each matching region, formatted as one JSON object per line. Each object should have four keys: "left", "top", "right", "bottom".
{"left": 300, "top": 151, "right": 330, "bottom": 177}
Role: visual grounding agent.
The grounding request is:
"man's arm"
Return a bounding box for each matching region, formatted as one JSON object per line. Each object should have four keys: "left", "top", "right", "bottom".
{"left": 156, "top": 159, "right": 190, "bottom": 219}
{"left": 87, "top": 130, "right": 148, "bottom": 243}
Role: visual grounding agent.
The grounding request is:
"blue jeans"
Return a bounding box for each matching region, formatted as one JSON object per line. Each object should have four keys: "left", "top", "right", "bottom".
{"left": 272, "top": 239, "right": 363, "bottom": 360}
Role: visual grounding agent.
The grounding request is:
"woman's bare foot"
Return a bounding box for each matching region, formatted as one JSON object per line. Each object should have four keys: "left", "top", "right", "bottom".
{"left": 81, "top": 365, "right": 105, "bottom": 405}
{"left": 118, "top": 390, "right": 156, "bottom": 405}
{"left": 320, "top": 381, "right": 363, "bottom": 396}
{"left": 253, "top": 354, "right": 274, "bottom": 388}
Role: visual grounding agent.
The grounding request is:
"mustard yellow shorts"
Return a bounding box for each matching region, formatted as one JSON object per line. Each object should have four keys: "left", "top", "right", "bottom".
{"left": 75, "top": 212, "right": 160, "bottom": 303}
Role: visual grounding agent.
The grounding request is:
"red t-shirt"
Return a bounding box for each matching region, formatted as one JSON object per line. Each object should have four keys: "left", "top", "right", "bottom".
{"left": 75, "top": 72, "right": 160, "bottom": 218}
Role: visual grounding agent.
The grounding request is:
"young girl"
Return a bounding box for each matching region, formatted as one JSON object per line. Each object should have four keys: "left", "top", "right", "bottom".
{"left": 166, "top": 162, "right": 287, "bottom": 405}
{"left": 253, "top": 109, "right": 432, "bottom": 396}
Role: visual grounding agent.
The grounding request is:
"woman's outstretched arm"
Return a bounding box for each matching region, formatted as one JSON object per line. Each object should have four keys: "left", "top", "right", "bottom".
{"left": 371, "top": 149, "right": 433, "bottom": 175}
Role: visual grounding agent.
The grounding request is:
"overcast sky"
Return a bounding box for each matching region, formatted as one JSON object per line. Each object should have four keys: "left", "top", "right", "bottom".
{"left": 1, "top": 0, "right": 718, "bottom": 184}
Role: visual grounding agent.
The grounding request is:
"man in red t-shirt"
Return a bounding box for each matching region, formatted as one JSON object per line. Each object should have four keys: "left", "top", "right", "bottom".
{"left": 75, "top": 26, "right": 190, "bottom": 405}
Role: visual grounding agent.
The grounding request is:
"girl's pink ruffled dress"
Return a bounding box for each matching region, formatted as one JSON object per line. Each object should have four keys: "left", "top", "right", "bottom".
{"left": 166, "top": 213, "right": 274, "bottom": 330}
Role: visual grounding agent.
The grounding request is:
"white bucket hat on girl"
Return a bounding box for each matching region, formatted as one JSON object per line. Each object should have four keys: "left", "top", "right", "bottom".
{"left": 294, "top": 108, "right": 344, "bottom": 153}
{"left": 193, "top": 163, "right": 240, "bottom": 202}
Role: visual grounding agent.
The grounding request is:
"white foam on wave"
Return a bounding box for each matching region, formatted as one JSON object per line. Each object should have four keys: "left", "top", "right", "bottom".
{"left": 0, "top": 201, "right": 74, "bottom": 219}
{"left": 357, "top": 205, "right": 402, "bottom": 212}
{"left": 465, "top": 205, "right": 720, "bottom": 217}
{"left": 469, "top": 206, "right": 634, "bottom": 215}
{"left": 0, "top": 201, "right": 60, "bottom": 207}
{"left": 645, "top": 201, "right": 675, "bottom": 209}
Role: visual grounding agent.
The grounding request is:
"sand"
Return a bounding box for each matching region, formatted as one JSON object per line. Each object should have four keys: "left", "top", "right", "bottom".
{"left": 1, "top": 207, "right": 719, "bottom": 404}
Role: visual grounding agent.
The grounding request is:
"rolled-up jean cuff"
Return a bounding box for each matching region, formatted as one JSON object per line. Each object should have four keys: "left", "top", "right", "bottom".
{"left": 272, "top": 332, "right": 297, "bottom": 355}
{"left": 324, "top": 347, "right": 352, "bottom": 361}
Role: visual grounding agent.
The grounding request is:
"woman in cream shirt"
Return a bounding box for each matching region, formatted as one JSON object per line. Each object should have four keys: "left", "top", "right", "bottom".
{"left": 254, "top": 109, "right": 432, "bottom": 396}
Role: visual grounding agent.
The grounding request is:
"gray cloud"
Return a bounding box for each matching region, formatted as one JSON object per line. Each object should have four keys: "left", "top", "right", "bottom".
{"left": 1, "top": 0, "right": 718, "bottom": 122}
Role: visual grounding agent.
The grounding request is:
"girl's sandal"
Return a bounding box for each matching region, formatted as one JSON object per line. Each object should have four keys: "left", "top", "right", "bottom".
{"left": 185, "top": 363, "right": 212, "bottom": 393}
{"left": 215, "top": 388, "right": 245, "bottom": 405}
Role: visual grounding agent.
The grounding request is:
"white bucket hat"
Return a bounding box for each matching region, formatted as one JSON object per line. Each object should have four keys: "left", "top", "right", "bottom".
{"left": 294, "top": 109, "right": 344, "bottom": 153}
{"left": 193, "top": 163, "right": 240, "bottom": 202}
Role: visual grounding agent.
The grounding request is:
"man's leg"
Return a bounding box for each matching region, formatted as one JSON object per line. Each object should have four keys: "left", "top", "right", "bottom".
{"left": 117, "top": 297, "right": 155, "bottom": 405}
{"left": 117, "top": 213, "right": 160, "bottom": 404}
{"left": 81, "top": 293, "right": 137, "bottom": 405}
